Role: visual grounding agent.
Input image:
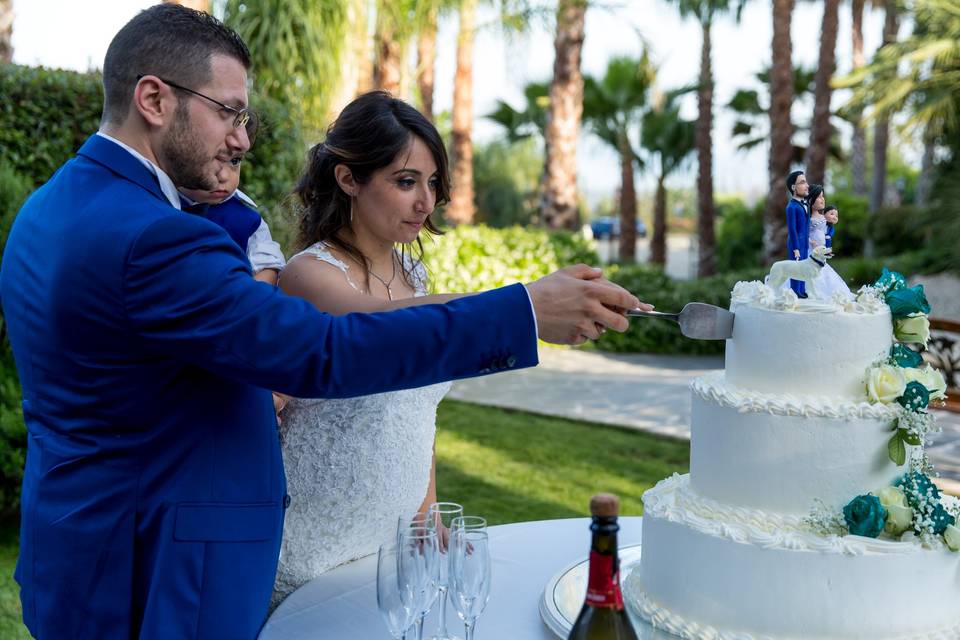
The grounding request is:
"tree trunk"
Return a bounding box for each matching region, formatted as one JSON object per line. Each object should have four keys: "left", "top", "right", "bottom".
{"left": 374, "top": 8, "right": 402, "bottom": 96}
{"left": 696, "top": 18, "right": 716, "bottom": 277}
{"left": 866, "top": 1, "right": 899, "bottom": 257}
{"left": 618, "top": 137, "right": 637, "bottom": 263}
{"left": 329, "top": 0, "right": 370, "bottom": 118}
{"left": 445, "top": 0, "right": 477, "bottom": 225}
{"left": 162, "top": 0, "right": 210, "bottom": 11}
{"left": 651, "top": 172, "right": 667, "bottom": 266}
{"left": 416, "top": 7, "right": 438, "bottom": 121}
{"left": 850, "top": 0, "right": 867, "bottom": 196}
{"left": 804, "top": 0, "right": 839, "bottom": 186}
{"left": 540, "top": 0, "right": 587, "bottom": 230}
{"left": 916, "top": 130, "right": 936, "bottom": 207}
{"left": 0, "top": 0, "right": 13, "bottom": 63}
{"left": 762, "top": 0, "right": 795, "bottom": 266}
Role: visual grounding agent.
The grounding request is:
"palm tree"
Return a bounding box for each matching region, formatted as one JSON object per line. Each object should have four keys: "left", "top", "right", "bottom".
{"left": 671, "top": 0, "right": 744, "bottom": 276}
{"left": 849, "top": 0, "right": 868, "bottom": 195}
{"left": 867, "top": 0, "right": 900, "bottom": 245}
{"left": 223, "top": 0, "right": 349, "bottom": 133}
{"left": 486, "top": 82, "right": 550, "bottom": 141}
{"left": 540, "top": 0, "right": 588, "bottom": 230}
{"left": 804, "top": 0, "right": 840, "bottom": 186}
{"left": 446, "top": 0, "right": 479, "bottom": 225}
{"left": 329, "top": 0, "right": 374, "bottom": 117}
{"left": 641, "top": 91, "right": 697, "bottom": 266}
{"left": 374, "top": 0, "right": 406, "bottom": 96}
{"left": 417, "top": 4, "right": 440, "bottom": 120}
{"left": 838, "top": 0, "right": 960, "bottom": 207}
{"left": 729, "top": 65, "right": 844, "bottom": 163}
{"left": 0, "top": 0, "right": 12, "bottom": 64}
{"left": 762, "top": 0, "right": 796, "bottom": 266}
{"left": 583, "top": 54, "right": 657, "bottom": 262}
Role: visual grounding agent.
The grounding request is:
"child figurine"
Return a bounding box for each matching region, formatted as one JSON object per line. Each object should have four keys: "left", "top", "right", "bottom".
{"left": 178, "top": 156, "right": 285, "bottom": 285}
{"left": 824, "top": 205, "right": 838, "bottom": 250}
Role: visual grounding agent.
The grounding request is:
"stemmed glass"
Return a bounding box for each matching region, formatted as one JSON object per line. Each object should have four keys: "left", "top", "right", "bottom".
{"left": 377, "top": 542, "right": 418, "bottom": 639}
{"left": 397, "top": 523, "right": 441, "bottom": 640}
{"left": 427, "top": 502, "right": 463, "bottom": 640}
{"left": 448, "top": 529, "right": 491, "bottom": 640}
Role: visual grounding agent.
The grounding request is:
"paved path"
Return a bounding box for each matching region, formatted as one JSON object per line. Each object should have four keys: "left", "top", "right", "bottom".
{"left": 449, "top": 347, "right": 960, "bottom": 493}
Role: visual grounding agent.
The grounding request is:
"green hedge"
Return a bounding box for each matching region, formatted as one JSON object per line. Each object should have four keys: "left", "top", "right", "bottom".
{"left": 424, "top": 224, "right": 598, "bottom": 293}
{"left": 0, "top": 64, "right": 103, "bottom": 187}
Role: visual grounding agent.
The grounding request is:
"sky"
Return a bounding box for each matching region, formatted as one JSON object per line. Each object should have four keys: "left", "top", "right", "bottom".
{"left": 11, "top": 0, "right": 892, "bottom": 206}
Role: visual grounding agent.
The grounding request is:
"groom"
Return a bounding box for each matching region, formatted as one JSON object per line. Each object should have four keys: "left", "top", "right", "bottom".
{"left": 785, "top": 169, "right": 810, "bottom": 297}
{"left": 0, "top": 6, "right": 644, "bottom": 639}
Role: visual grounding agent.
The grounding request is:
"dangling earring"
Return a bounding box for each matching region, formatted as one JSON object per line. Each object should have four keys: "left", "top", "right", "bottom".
{"left": 349, "top": 198, "right": 354, "bottom": 223}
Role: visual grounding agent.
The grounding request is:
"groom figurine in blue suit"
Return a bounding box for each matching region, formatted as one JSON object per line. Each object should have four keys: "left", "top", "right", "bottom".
{"left": 785, "top": 170, "right": 810, "bottom": 297}
{"left": 0, "top": 6, "right": 644, "bottom": 639}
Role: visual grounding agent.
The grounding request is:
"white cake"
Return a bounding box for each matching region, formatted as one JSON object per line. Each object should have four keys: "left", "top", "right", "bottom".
{"left": 625, "top": 283, "right": 960, "bottom": 639}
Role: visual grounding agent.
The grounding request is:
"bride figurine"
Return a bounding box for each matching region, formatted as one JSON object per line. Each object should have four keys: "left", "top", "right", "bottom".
{"left": 271, "top": 93, "right": 465, "bottom": 607}
{"left": 806, "top": 186, "right": 852, "bottom": 300}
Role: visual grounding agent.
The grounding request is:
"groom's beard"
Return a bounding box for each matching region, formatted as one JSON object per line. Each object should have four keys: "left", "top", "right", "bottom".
{"left": 161, "top": 101, "right": 217, "bottom": 192}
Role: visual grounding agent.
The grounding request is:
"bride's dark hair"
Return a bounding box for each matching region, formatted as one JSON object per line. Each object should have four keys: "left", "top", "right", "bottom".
{"left": 294, "top": 91, "right": 450, "bottom": 291}
{"left": 806, "top": 184, "right": 824, "bottom": 211}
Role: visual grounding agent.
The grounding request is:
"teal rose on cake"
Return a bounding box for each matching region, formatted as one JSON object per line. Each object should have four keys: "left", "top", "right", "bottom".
{"left": 894, "top": 314, "right": 931, "bottom": 345}
{"left": 889, "top": 344, "right": 924, "bottom": 369}
{"left": 874, "top": 268, "right": 906, "bottom": 294}
{"left": 885, "top": 284, "right": 931, "bottom": 319}
{"left": 843, "top": 495, "right": 887, "bottom": 538}
{"left": 897, "top": 381, "right": 930, "bottom": 412}
{"left": 930, "top": 504, "right": 956, "bottom": 536}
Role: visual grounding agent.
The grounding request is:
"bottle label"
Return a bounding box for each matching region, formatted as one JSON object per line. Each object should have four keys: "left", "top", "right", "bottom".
{"left": 584, "top": 551, "right": 624, "bottom": 609}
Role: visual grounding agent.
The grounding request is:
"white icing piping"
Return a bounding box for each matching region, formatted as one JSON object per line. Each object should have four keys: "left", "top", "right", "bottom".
{"left": 625, "top": 577, "right": 960, "bottom": 640}
{"left": 644, "top": 475, "right": 931, "bottom": 555}
{"left": 692, "top": 372, "right": 898, "bottom": 420}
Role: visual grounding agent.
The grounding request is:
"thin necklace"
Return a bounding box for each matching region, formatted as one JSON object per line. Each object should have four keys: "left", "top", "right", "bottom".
{"left": 366, "top": 254, "right": 398, "bottom": 300}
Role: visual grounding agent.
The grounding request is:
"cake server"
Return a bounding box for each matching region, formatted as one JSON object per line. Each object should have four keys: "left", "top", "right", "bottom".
{"left": 627, "top": 302, "right": 734, "bottom": 340}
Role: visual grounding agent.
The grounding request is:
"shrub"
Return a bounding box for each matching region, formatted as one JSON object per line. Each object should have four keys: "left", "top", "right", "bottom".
{"left": 0, "top": 352, "right": 25, "bottom": 521}
{"left": 825, "top": 191, "right": 868, "bottom": 258}
{"left": 715, "top": 198, "right": 763, "bottom": 272}
{"left": 0, "top": 162, "right": 32, "bottom": 255}
{"left": 0, "top": 64, "right": 103, "bottom": 187}
{"left": 424, "top": 225, "right": 598, "bottom": 294}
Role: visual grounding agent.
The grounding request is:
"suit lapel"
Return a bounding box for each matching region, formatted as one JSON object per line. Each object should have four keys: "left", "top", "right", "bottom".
{"left": 76, "top": 135, "right": 170, "bottom": 206}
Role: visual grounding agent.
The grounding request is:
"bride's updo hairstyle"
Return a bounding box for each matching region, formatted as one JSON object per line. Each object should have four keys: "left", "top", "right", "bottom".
{"left": 294, "top": 91, "right": 450, "bottom": 290}
{"left": 806, "top": 184, "right": 825, "bottom": 211}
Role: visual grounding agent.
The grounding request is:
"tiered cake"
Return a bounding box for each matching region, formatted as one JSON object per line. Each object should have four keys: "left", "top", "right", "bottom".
{"left": 624, "top": 282, "right": 960, "bottom": 640}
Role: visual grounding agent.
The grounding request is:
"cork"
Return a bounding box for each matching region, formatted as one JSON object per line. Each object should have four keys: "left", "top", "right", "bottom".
{"left": 589, "top": 493, "right": 620, "bottom": 517}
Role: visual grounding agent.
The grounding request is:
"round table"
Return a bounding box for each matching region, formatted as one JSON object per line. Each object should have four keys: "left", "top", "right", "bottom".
{"left": 259, "top": 516, "right": 644, "bottom": 639}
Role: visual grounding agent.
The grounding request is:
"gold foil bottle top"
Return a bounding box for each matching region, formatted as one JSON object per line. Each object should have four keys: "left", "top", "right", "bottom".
{"left": 589, "top": 493, "right": 620, "bottom": 517}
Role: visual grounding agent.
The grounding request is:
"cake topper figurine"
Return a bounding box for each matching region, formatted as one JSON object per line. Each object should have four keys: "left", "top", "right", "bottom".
{"left": 767, "top": 245, "right": 833, "bottom": 299}
{"left": 785, "top": 170, "right": 810, "bottom": 298}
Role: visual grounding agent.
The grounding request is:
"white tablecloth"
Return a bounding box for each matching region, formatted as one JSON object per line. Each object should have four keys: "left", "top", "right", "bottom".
{"left": 259, "top": 516, "right": 644, "bottom": 640}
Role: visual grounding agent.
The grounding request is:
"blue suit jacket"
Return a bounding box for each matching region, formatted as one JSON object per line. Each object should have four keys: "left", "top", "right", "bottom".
{"left": 785, "top": 198, "right": 809, "bottom": 259}
{"left": 0, "top": 135, "right": 538, "bottom": 639}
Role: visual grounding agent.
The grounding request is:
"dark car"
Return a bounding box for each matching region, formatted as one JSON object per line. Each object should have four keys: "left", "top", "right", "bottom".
{"left": 589, "top": 216, "right": 647, "bottom": 239}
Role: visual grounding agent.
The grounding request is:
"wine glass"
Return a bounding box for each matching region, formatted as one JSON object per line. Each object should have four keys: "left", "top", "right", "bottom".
{"left": 427, "top": 502, "right": 463, "bottom": 640}
{"left": 448, "top": 529, "right": 491, "bottom": 640}
{"left": 450, "top": 516, "right": 486, "bottom": 536}
{"left": 398, "top": 525, "right": 441, "bottom": 640}
{"left": 377, "top": 542, "right": 418, "bottom": 639}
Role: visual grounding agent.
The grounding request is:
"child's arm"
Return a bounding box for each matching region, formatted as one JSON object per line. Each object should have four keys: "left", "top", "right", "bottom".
{"left": 247, "top": 218, "right": 286, "bottom": 283}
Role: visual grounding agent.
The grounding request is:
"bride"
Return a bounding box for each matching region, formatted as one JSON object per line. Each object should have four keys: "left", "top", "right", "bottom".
{"left": 271, "top": 92, "right": 465, "bottom": 605}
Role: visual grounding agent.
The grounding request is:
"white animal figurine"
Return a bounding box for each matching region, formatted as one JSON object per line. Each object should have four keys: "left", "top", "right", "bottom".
{"left": 766, "top": 245, "right": 833, "bottom": 299}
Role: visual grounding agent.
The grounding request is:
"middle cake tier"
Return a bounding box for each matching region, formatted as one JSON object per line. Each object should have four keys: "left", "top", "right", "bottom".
{"left": 690, "top": 371, "right": 903, "bottom": 515}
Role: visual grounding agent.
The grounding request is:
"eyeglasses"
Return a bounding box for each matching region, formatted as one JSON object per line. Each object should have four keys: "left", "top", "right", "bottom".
{"left": 137, "top": 74, "right": 256, "bottom": 133}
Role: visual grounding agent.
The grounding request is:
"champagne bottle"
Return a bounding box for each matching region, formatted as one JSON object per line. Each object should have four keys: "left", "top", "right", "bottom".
{"left": 567, "top": 493, "right": 639, "bottom": 640}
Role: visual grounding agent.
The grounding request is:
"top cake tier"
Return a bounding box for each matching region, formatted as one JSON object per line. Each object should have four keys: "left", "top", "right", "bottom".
{"left": 725, "top": 288, "right": 893, "bottom": 399}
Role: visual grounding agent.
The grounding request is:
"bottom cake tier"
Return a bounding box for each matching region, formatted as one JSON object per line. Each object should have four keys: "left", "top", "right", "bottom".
{"left": 626, "top": 474, "right": 960, "bottom": 640}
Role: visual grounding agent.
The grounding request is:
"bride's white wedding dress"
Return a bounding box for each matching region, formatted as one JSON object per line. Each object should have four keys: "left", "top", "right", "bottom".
{"left": 272, "top": 242, "right": 451, "bottom": 606}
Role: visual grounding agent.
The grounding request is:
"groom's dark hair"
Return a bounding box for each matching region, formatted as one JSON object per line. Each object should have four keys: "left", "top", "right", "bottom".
{"left": 786, "top": 170, "right": 805, "bottom": 195}
{"left": 101, "top": 4, "right": 251, "bottom": 125}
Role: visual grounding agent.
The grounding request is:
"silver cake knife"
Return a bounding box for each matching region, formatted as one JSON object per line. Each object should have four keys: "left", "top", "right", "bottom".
{"left": 627, "top": 302, "right": 735, "bottom": 340}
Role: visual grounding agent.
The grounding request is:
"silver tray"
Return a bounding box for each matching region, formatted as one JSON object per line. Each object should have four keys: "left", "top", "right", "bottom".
{"left": 539, "top": 544, "right": 678, "bottom": 639}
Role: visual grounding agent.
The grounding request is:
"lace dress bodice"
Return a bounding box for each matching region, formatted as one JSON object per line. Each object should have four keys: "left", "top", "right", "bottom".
{"left": 273, "top": 242, "right": 451, "bottom": 605}
{"left": 809, "top": 216, "right": 828, "bottom": 249}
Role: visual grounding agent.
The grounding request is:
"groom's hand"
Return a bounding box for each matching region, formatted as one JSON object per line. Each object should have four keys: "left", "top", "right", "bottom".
{"left": 526, "top": 265, "right": 651, "bottom": 345}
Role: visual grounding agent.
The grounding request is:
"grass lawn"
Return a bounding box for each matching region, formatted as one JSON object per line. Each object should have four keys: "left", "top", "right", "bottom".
{"left": 0, "top": 400, "right": 689, "bottom": 636}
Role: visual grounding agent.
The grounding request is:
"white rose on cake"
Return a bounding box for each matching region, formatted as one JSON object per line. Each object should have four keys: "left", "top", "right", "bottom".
{"left": 866, "top": 364, "right": 907, "bottom": 404}
{"left": 894, "top": 314, "right": 931, "bottom": 345}
{"left": 901, "top": 365, "right": 948, "bottom": 401}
